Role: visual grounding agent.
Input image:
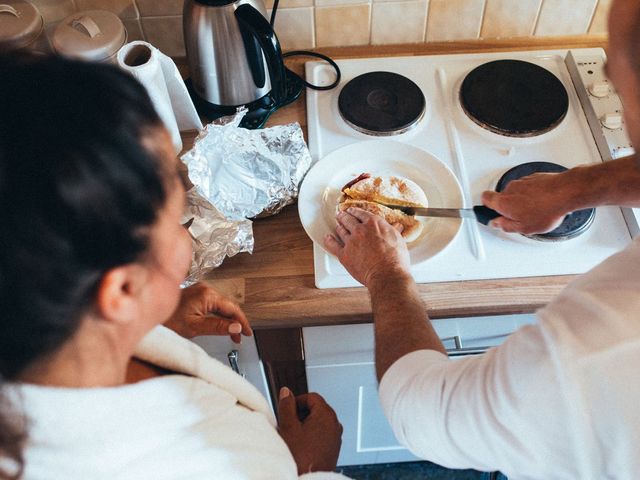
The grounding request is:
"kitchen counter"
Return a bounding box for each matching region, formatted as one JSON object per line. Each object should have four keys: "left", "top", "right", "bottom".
{"left": 182, "top": 36, "right": 610, "bottom": 330}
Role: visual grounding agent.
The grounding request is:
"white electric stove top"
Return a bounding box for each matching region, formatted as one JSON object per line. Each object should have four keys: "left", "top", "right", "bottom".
{"left": 303, "top": 48, "right": 634, "bottom": 289}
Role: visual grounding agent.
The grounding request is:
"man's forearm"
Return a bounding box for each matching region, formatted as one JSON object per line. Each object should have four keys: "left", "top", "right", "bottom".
{"left": 563, "top": 155, "right": 640, "bottom": 210}
{"left": 368, "top": 270, "right": 446, "bottom": 382}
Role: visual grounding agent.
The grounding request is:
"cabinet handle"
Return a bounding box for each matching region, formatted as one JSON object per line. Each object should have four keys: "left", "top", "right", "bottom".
{"left": 441, "top": 335, "right": 463, "bottom": 349}
{"left": 446, "top": 346, "right": 491, "bottom": 356}
{"left": 227, "top": 350, "right": 244, "bottom": 377}
{"left": 442, "top": 334, "right": 510, "bottom": 357}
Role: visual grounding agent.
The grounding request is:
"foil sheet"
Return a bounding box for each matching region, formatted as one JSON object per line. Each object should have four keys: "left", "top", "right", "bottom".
{"left": 181, "top": 108, "right": 312, "bottom": 220}
{"left": 181, "top": 187, "right": 253, "bottom": 286}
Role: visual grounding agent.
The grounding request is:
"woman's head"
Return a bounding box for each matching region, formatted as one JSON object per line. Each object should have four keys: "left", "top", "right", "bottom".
{"left": 0, "top": 53, "right": 192, "bottom": 479}
{"left": 0, "top": 53, "right": 189, "bottom": 380}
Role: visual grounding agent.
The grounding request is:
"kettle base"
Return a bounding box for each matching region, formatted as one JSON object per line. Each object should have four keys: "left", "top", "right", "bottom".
{"left": 186, "top": 70, "right": 303, "bottom": 129}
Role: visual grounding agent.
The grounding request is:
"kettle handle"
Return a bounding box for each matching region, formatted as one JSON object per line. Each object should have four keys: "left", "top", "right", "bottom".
{"left": 234, "top": 4, "right": 286, "bottom": 105}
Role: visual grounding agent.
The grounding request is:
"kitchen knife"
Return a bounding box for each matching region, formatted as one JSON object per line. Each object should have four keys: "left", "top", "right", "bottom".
{"left": 379, "top": 204, "right": 501, "bottom": 225}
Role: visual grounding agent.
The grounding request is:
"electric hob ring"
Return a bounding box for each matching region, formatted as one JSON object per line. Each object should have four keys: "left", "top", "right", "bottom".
{"left": 338, "top": 71, "right": 426, "bottom": 136}
{"left": 496, "top": 161, "right": 595, "bottom": 241}
{"left": 460, "top": 60, "right": 569, "bottom": 138}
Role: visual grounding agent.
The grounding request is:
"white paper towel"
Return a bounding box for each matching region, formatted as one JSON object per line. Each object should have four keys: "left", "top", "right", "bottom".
{"left": 116, "top": 41, "right": 203, "bottom": 154}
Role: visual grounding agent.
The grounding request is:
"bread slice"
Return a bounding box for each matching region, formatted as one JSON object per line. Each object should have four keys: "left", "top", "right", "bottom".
{"left": 338, "top": 199, "right": 424, "bottom": 242}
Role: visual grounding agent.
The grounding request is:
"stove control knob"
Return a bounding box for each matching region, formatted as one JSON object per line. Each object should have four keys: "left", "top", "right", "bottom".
{"left": 601, "top": 112, "right": 623, "bottom": 130}
{"left": 589, "top": 81, "right": 610, "bottom": 98}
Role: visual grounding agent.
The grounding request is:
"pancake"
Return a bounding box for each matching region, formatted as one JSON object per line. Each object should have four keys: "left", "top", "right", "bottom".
{"left": 338, "top": 199, "right": 424, "bottom": 242}
{"left": 343, "top": 174, "right": 428, "bottom": 208}
{"left": 339, "top": 173, "right": 428, "bottom": 242}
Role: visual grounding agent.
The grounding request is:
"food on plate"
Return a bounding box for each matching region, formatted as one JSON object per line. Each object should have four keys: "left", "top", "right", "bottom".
{"left": 339, "top": 173, "right": 428, "bottom": 242}
{"left": 341, "top": 173, "right": 428, "bottom": 208}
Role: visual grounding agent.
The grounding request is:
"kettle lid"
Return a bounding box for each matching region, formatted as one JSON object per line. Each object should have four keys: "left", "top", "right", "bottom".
{"left": 0, "top": 1, "right": 44, "bottom": 52}
{"left": 52, "top": 10, "right": 127, "bottom": 62}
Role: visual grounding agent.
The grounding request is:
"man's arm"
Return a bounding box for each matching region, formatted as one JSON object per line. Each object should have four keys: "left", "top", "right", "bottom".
{"left": 482, "top": 155, "right": 640, "bottom": 234}
{"left": 368, "top": 269, "right": 445, "bottom": 380}
{"left": 324, "top": 207, "right": 580, "bottom": 476}
{"left": 324, "top": 208, "right": 445, "bottom": 381}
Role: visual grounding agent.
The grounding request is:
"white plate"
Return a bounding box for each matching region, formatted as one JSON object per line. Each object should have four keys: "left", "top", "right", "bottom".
{"left": 299, "top": 140, "right": 464, "bottom": 264}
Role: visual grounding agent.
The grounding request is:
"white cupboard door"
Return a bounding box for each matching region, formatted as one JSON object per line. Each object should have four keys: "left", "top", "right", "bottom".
{"left": 304, "top": 314, "right": 537, "bottom": 466}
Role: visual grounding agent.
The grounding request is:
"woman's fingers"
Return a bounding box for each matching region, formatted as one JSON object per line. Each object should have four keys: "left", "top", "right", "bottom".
{"left": 208, "top": 295, "right": 252, "bottom": 337}
{"left": 277, "top": 387, "right": 300, "bottom": 429}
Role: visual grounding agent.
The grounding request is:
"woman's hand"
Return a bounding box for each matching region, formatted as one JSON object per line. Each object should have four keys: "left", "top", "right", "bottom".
{"left": 277, "top": 388, "right": 343, "bottom": 474}
{"left": 324, "top": 207, "right": 410, "bottom": 288}
{"left": 164, "top": 283, "right": 252, "bottom": 342}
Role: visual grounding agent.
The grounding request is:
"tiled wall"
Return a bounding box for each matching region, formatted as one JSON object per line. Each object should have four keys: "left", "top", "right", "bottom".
{"left": 32, "top": 0, "right": 612, "bottom": 57}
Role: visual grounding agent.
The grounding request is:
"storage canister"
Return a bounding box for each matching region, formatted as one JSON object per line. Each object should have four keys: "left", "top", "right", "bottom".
{"left": 0, "top": 1, "right": 45, "bottom": 53}
{"left": 52, "top": 10, "right": 127, "bottom": 63}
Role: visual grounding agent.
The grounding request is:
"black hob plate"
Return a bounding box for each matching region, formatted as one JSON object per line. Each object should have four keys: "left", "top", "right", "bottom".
{"left": 338, "top": 71, "right": 426, "bottom": 136}
{"left": 460, "top": 60, "right": 569, "bottom": 137}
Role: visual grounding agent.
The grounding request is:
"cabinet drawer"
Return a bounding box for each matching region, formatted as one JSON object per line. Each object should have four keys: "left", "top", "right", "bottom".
{"left": 304, "top": 314, "right": 536, "bottom": 466}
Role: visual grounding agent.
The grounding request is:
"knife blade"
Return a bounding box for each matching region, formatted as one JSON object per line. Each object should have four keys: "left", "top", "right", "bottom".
{"left": 378, "top": 204, "right": 501, "bottom": 225}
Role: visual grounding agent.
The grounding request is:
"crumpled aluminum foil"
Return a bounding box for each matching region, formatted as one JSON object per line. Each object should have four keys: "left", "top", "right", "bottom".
{"left": 181, "top": 187, "right": 253, "bottom": 286}
{"left": 181, "top": 108, "right": 312, "bottom": 220}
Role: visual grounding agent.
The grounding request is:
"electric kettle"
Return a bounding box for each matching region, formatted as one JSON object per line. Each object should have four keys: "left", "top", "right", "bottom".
{"left": 184, "top": 0, "right": 300, "bottom": 127}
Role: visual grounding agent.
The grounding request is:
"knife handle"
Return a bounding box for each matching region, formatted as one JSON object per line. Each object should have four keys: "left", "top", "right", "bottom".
{"left": 473, "top": 205, "right": 501, "bottom": 225}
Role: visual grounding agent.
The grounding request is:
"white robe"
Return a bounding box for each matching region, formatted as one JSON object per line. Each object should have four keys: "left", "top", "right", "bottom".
{"left": 9, "top": 327, "right": 351, "bottom": 480}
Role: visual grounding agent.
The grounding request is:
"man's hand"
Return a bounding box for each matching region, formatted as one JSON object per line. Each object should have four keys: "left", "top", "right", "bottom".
{"left": 163, "top": 283, "right": 252, "bottom": 342}
{"left": 323, "top": 207, "right": 410, "bottom": 288}
{"left": 482, "top": 171, "right": 573, "bottom": 234}
{"left": 277, "top": 387, "right": 343, "bottom": 474}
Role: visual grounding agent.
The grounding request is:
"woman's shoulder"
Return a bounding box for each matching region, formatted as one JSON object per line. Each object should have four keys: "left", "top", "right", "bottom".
{"left": 10, "top": 374, "right": 233, "bottom": 420}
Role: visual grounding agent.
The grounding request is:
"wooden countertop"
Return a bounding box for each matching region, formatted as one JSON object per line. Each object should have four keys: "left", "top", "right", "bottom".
{"left": 182, "top": 35, "right": 608, "bottom": 329}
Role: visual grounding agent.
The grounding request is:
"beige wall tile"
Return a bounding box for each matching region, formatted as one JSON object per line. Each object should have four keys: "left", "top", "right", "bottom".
{"left": 122, "top": 18, "right": 144, "bottom": 41}
{"left": 426, "top": 0, "right": 484, "bottom": 41}
{"left": 481, "top": 0, "right": 542, "bottom": 37}
{"left": 535, "top": 0, "right": 597, "bottom": 36}
{"left": 272, "top": 7, "right": 315, "bottom": 50}
{"left": 589, "top": 0, "right": 611, "bottom": 34}
{"left": 31, "top": 0, "right": 76, "bottom": 23}
{"left": 316, "top": 4, "right": 370, "bottom": 47}
{"left": 316, "top": 0, "right": 367, "bottom": 8}
{"left": 371, "top": 1, "right": 427, "bottom": 45}
{"left": 141, "top": 15, "right": 184, "bottom": 56}
{"left": 264, "top": 0, "right": 312, "bottom": 9}
{"left": 75, "top": 0, "right": 139, "bottom": 19}
{"left": 135, "top": 0, "right": 183, "bottom": 17}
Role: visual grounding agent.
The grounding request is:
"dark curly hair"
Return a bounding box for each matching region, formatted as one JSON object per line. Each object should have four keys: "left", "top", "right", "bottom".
{"left": 0, "top": 53, "right": 167, "bottom": 479}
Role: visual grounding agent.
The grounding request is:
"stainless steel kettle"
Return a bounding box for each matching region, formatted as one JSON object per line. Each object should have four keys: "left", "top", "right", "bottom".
{"left": 184, "top": 0, "right": 292, "bottom": 126}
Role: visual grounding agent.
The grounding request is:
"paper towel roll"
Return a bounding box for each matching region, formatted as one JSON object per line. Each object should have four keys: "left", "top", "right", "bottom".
{"left": 116, "top": 41, "right": 202, "bottom": 154}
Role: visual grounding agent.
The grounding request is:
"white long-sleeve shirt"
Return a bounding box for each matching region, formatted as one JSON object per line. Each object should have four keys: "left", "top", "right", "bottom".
{"left": 379, "top": 237, "right": 640, "bottom": 480}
